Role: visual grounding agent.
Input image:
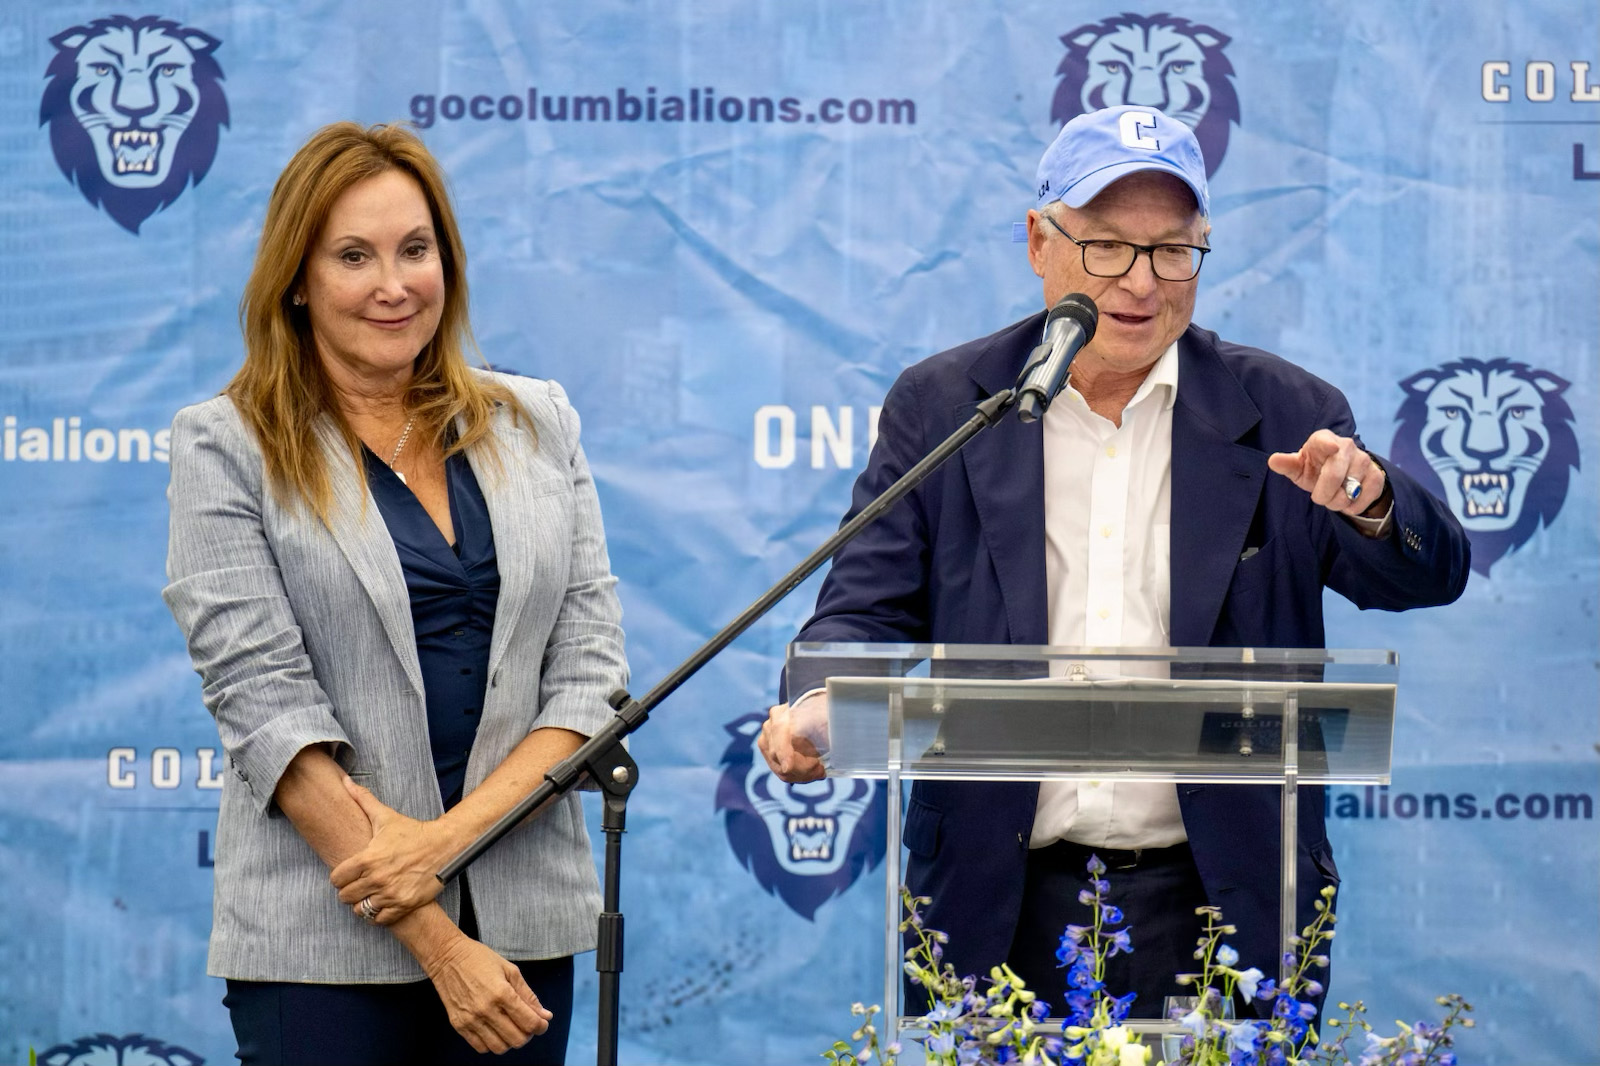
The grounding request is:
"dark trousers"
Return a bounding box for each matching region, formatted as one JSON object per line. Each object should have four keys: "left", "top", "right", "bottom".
{"left": 224, "top": 888, "right": 574, "bottom": 1066}
{"left": 1004, "top": 840, "right": 1210, "bottom": 1020}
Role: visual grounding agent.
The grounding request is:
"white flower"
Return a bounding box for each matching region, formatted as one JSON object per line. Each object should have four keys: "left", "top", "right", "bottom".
{"left": 1237, "top": 966, "right": 1265, "bottom": 1000}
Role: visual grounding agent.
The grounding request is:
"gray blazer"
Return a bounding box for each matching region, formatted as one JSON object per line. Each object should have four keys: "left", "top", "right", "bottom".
{"left": 164, "top": 373, "right": 627, "bottom": 982}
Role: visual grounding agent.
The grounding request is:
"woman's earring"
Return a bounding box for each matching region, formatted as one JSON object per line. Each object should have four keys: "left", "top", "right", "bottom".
{"left": 292, "top": 293, "right": 306, "bottom": 306}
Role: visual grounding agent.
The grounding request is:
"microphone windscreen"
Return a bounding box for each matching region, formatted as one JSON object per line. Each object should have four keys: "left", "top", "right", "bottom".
{"left": 1045, "top": 292, "right": 1098, "bottom": 340}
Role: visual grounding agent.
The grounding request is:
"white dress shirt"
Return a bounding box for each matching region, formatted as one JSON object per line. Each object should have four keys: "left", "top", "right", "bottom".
{"left": 1030, "top": 341, "right": 1189, "bottom": 850}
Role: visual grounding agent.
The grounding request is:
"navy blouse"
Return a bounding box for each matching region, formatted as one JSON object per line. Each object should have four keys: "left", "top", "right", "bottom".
{"left": 363, "top": 446, "right": 500, "bottom": 809}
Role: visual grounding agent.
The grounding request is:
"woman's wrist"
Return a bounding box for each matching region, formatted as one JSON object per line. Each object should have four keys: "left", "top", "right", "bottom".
{"left": 430, "top": 806, "right": 482, "bottom": 866}
{"left": 392, "top": 901, "right": 466, "bottom": 974}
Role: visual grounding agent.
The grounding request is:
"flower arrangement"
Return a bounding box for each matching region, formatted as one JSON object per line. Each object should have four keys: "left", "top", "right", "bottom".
{"left": 823, "top": 856, "right": 1473, "bottom": 1066}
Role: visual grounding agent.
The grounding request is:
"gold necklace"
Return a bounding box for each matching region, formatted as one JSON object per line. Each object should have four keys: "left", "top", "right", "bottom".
{"left": 388, "top": 417, "right": 415, "bottom": 485}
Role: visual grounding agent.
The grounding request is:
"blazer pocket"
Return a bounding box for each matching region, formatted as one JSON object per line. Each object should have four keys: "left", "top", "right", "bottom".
{"left": 902, "top": 796, "right": 943, "bottom": 859}
{"left": 525, "top": 475, "right": 568, "bottom": 499}
{"left": 1308, "top": 837, "right": 1340, "bottom": 885}
{"left": 1226, "top": 535, "right": 1290, "bottom": 601}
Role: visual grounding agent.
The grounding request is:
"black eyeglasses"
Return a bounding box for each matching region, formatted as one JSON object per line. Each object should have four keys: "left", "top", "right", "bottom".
{"left": 1043, "top": 214, "right": 1210, "bottom": 282}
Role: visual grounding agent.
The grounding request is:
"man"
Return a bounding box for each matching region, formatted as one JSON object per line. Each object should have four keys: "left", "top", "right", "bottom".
{"left": 758, "top": 105, "right": 1470, "bottom": 1015}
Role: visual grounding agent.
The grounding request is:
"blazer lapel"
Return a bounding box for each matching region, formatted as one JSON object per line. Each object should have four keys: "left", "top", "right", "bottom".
{"left": 1169, "top": 328, "right": 1268, "bottom": 647}
{"left": 959, "top": 316, "right": 1049, "bottom": 645}
{"left": 469, "top": 403, "right": 539, "bottom": 682}
{"left": 317, "top": 419, "right": 427, "bottom": 701}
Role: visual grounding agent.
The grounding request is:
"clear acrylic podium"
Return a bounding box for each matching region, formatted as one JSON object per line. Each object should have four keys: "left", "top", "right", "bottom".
{"left": 787, "top": 643, "right": 1398, "bottom": 1034}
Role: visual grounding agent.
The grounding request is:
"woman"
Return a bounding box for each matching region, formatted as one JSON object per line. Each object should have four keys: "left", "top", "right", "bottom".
{"left": 163, "top": 122, "right": 626, "bottom": 1065}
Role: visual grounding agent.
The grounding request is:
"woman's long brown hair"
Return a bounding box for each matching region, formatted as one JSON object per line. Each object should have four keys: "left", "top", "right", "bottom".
{"left": 230, "top": 121, "right": 525, "bottom": 521}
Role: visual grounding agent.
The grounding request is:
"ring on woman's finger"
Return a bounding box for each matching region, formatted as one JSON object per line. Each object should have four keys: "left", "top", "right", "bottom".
{"left": 1342, "top": 475, "right": 1362, "bottom": 501}
{"left": 358, "top": 896, "right": 379, "bottom": 923}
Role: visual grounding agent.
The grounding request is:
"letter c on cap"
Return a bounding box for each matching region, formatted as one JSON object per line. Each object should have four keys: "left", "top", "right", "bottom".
{"left": 1118, "top": 110, "right": 1160, "bottom": 151}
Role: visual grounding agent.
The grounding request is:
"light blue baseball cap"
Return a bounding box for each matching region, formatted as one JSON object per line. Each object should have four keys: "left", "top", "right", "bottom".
{"left": 1035, "top": 105, "right": 1210, "bottom": 217}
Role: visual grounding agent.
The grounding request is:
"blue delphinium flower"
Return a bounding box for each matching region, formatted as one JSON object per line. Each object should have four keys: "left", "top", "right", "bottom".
{"left": 1216, "top": 944, "right": 1240, "bottom": 967}
{"left": 1056, "top": 924, "right": 1090, "bottom": 966}
{"left": 1100, "top": 903, "right": 1124, "bottom": 924}
{"left": 1066, "top": 960, "right": 1103, "bottom": 992}
{"left": 1227, "top": 1020, "right": 1263, "bottom": 1060}
{"left": 1108, "top": 990, "right": 1137, "bottom": 1023}
{"left": 1064, "top": 989, "right": 1094, "bottom": 1025}
{"left": 1271, "top": 992, "right": 1312, "bottom": 1044}
{"left": 1106, "top": 926, "right": 1133, "bottom": 957}
{"left": 1086, "top": 854, "right": 1107, "bottom": 876}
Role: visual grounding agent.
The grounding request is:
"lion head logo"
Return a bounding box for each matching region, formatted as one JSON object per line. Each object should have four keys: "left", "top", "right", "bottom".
{"left": 39, "top": 15, "right": 229, "bottom": 234}
{"left": 1051, "top": 11, "right": 1239, "bottom": 178}
{"left": 715, "top": 714, "right": 887, "bottom": 920}
{"left": 1390, "top": 358, "right": 1579, "bottom": 576}
{"left": 39, "top": 1033, "right": 204, "bottom": 1066}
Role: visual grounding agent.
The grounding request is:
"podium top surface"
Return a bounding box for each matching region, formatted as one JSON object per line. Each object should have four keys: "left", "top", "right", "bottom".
{"left": 789, "top": 645, "right": 1399, "bottom": 784}
{"left": 790, "top": 642, "right": 1398, "bottom": 669}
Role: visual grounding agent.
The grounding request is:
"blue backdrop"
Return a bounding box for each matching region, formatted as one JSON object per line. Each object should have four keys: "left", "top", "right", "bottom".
{"left": 2, "top": 2, "right": 1596, "bottom": 1064}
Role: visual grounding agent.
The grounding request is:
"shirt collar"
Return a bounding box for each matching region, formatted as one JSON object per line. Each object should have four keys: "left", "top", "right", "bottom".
{"left": 1132, "top": 340, "right": 1181, "bottom": 413}
{"left": 1145, "top": 337, "right": 1184, "bottom": 408}
{"left": 1053, "top": 336, "right": 1182, "bottom": 415}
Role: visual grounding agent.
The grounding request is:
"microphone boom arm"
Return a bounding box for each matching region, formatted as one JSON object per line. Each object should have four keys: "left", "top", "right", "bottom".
{"left": 436, "top": 385, "right": 1023, "bottom": 1066}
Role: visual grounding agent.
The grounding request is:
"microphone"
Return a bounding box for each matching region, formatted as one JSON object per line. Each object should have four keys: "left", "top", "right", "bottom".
{"left": 1015, "top": 293, "right": 1098, "bottom": 423}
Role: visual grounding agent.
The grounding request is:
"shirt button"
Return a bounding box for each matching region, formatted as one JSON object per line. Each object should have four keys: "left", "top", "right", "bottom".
{"left": 453, "top": 629, "right": 466, "bottom": 638}
{"left": 1097, "top": 607, "right": 1111, "bottom": 620}
{"left": 1104, "top": 445, "right": 1117, "bottom": 458}
{"left": 1100, "top": 525, "right": 1113, "bottom": 538}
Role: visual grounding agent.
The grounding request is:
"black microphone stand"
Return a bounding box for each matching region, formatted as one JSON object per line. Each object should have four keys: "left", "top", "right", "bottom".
{"left": 438, "top": 383, "right": 1032, "bottom": 1066}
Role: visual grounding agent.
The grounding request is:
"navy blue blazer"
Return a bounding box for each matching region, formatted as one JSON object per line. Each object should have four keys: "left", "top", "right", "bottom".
{"left": 793, "top": 312, "right": 1470, "bottom": 981}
